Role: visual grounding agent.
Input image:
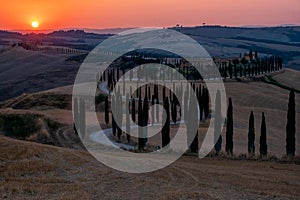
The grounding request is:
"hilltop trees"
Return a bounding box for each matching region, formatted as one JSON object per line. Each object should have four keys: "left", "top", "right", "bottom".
{"left": 286, "top": 88, "right": 296, "bottom": 157}
{"left": 248, "top": 111, "right": 255, "bottom": 155}
{"left": 259, "top": 112, "right": 267, "bottom": 156}
{"left": 225, "top": 97, "right": 233, "bottom": 155}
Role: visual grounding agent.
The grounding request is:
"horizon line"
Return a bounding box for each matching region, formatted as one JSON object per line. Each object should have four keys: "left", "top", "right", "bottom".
{"left": 1, "top": 24, "right": 300, "bottom": 35}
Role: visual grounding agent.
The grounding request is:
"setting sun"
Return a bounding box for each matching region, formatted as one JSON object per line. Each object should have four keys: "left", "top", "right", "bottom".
{"left": 31, "top": 21, "right": 39, "bottom": 28}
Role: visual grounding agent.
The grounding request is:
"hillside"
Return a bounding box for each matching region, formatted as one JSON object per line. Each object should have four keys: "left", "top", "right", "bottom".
{"left": 0, "top": 135, "right": 299, "bottom": 199}
{"left": 0, "top": 47, "right": 80, "bottom": 101}
{"left": 0, "top": 26, "right": 299, "bottom": 101}
{"left": 0, "top": 69, "right": 299, "bottom": 157}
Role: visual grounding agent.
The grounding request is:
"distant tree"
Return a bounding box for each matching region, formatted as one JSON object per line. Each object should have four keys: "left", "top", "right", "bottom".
{"left": 228, "top": 61, "right": 233, "bottom": 79}
{"left": 239, "top": 65, "right": 243, "bottom": 77}
{"left": 161, "top": 98, "right": 170, "bottom": 148}
{"left": 105, "top": 96, "right": 109, "bottom": 126}
{"left": 286, "top": 88, "right": 296, "bottom": 157}
{"left": 249, "top": 49, "right": 253, "bottom": 59}
{"left": 233, "top": 59, "right": 239, "bottom": 78}
{"left": 278, "top": 57, "right": 283, "bottom": 69}
{"left": 225, "top": 97, "right": 233, "bottom": 155}
{"left": 259, "top": 112, "right": 267, "bottom": 156}
{"left": 248, "top": 63, "right": 251, "bottom": 77}
{"left": 248, "top": 111, "right": 255, "bottom": 155}
{"left": 214, "top": 90, "right": 222, "bottom": 154}
{"left": 255, "top": 51, "right": 258, "bottom": 59}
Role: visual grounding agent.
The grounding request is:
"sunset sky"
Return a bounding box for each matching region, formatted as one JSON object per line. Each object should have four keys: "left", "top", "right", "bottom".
{"left": 1, "top": 0, "right": 299, "bottom": 31}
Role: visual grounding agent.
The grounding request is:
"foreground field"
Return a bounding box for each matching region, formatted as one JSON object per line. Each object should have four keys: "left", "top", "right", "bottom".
{"left": 0, "top": 136, "right": 299, "bottom": 200}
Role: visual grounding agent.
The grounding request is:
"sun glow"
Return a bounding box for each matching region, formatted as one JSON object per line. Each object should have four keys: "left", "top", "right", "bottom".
{"left": 31, "top": 21, "right": 39, "bottom": 28}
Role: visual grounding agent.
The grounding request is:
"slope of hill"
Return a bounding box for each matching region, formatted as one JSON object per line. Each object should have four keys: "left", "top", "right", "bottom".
{"left": 173, "top": 26, "right": 300, "bottom": 69}
{"left": 0, "top": 47, "right": 80, "bottom": 101}
{"left": 0, "top": 69, "right": 299, "bottom": 157}
{"left": 0, "top": 26, "right": 299, "bottom": 101}
{"left": 0, "top": 135, "right": 299, "bottom": 199}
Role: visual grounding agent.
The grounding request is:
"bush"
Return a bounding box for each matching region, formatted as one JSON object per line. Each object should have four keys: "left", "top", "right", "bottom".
{"left": 95, "top": 93, "right": 106, "bottom": 104}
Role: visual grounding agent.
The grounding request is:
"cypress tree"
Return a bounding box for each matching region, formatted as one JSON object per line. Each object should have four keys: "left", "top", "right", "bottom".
{"left": 79, "top": 98, "right": 86, "bottom": 138}
{"left": 151, "top": 95, "right": 155, "bottom": 125}
{"left": 214, "top": 90, "right": 222, "bottom": 154}
{"left": 73, "top": 97, "right": 79, "bottom": 126}
{"left": 248, "top": 111, "right": 255, "bottom": 155}
{"left": 73, "top": 97, "right": 79, "bottom": 135}
{"left": 126, "top": 93, "right": 131, "bottom": 143}
{"left": 249, "top": 49, "right": 253, "bottom": 59}
{"left": 228, "top": 61, "right": 233, "bottom": 79}
{"left": 161, "top": 97, "right": 170, "bottom": 148}
{"left": 225, "top": 97, "right": 233, "bottom": 155}
{"left": 143, "top": 95, "right": 149, "bottom": 125}
{"left": 233, "top": 59, "right": 239, "bottom": 78}
{"left": 259, "top": 112, "right": 267, "bottom": 156}
{"left": 105, "top": 96, "right": 109, "bottom": 126}
{"left": 111, "top": 95, "right": 117, "bottom": 136}
{"left": 138, "top": 96, "right": 144, "bottom": 150}
{"left": 131, "top": 97, "right": 136, "bottom": 123}
{"left": 239, "top": 65, "right": 243, "bottom": 77}
{"left": 199, "top": 86, "right": 203, "bottom": 120}
{"left": 286, "top": 88, "right": 296, "bottom": 157}
{"left": 190, "top": 130, "right": 199, "bottom": 153}
{"left": 186, "top": 87, "right": 198, "bottom": 152}
{"left": 116, "top": 92, "right": 122, "bottom": 140}
{"left": 142, "top": 95, "right": 149, "bottom": 148}
{"left": 204, "top": 88, "right": 210, "bottom": 119}
{"left": 156, "top": 97, "right": 160, "bottom": 123}
{"left": 171, "top": 100, "right": 177, "bottom": 124}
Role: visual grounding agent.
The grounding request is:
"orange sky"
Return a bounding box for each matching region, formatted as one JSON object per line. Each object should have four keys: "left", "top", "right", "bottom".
{"left": 1, "top": 0, "right": 299, "bottom": 31}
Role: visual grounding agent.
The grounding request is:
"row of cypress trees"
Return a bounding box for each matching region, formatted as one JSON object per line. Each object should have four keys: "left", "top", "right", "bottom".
{"left": 77, "top": 84, "right": 295, "bottom": 158}
{"left": 217, "top": 54, "right": 283, "bottom": 79}
{"left": 104, "top": 83, "right": 211, "bottom": 150}
{"left": 213, "top": 88, "right": 296, "bottom": 157}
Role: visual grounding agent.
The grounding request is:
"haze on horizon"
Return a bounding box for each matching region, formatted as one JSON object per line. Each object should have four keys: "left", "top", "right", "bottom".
{"left": 1, "top": 0, "right": 299, "bottom": 31}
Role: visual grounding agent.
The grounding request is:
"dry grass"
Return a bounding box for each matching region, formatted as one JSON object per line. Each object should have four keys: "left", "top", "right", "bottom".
{"left": 0, "top": 136, "right": 299, "bottom": 199}
{"left": 272, "top": 68, "right": 300, "bottom": 91}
